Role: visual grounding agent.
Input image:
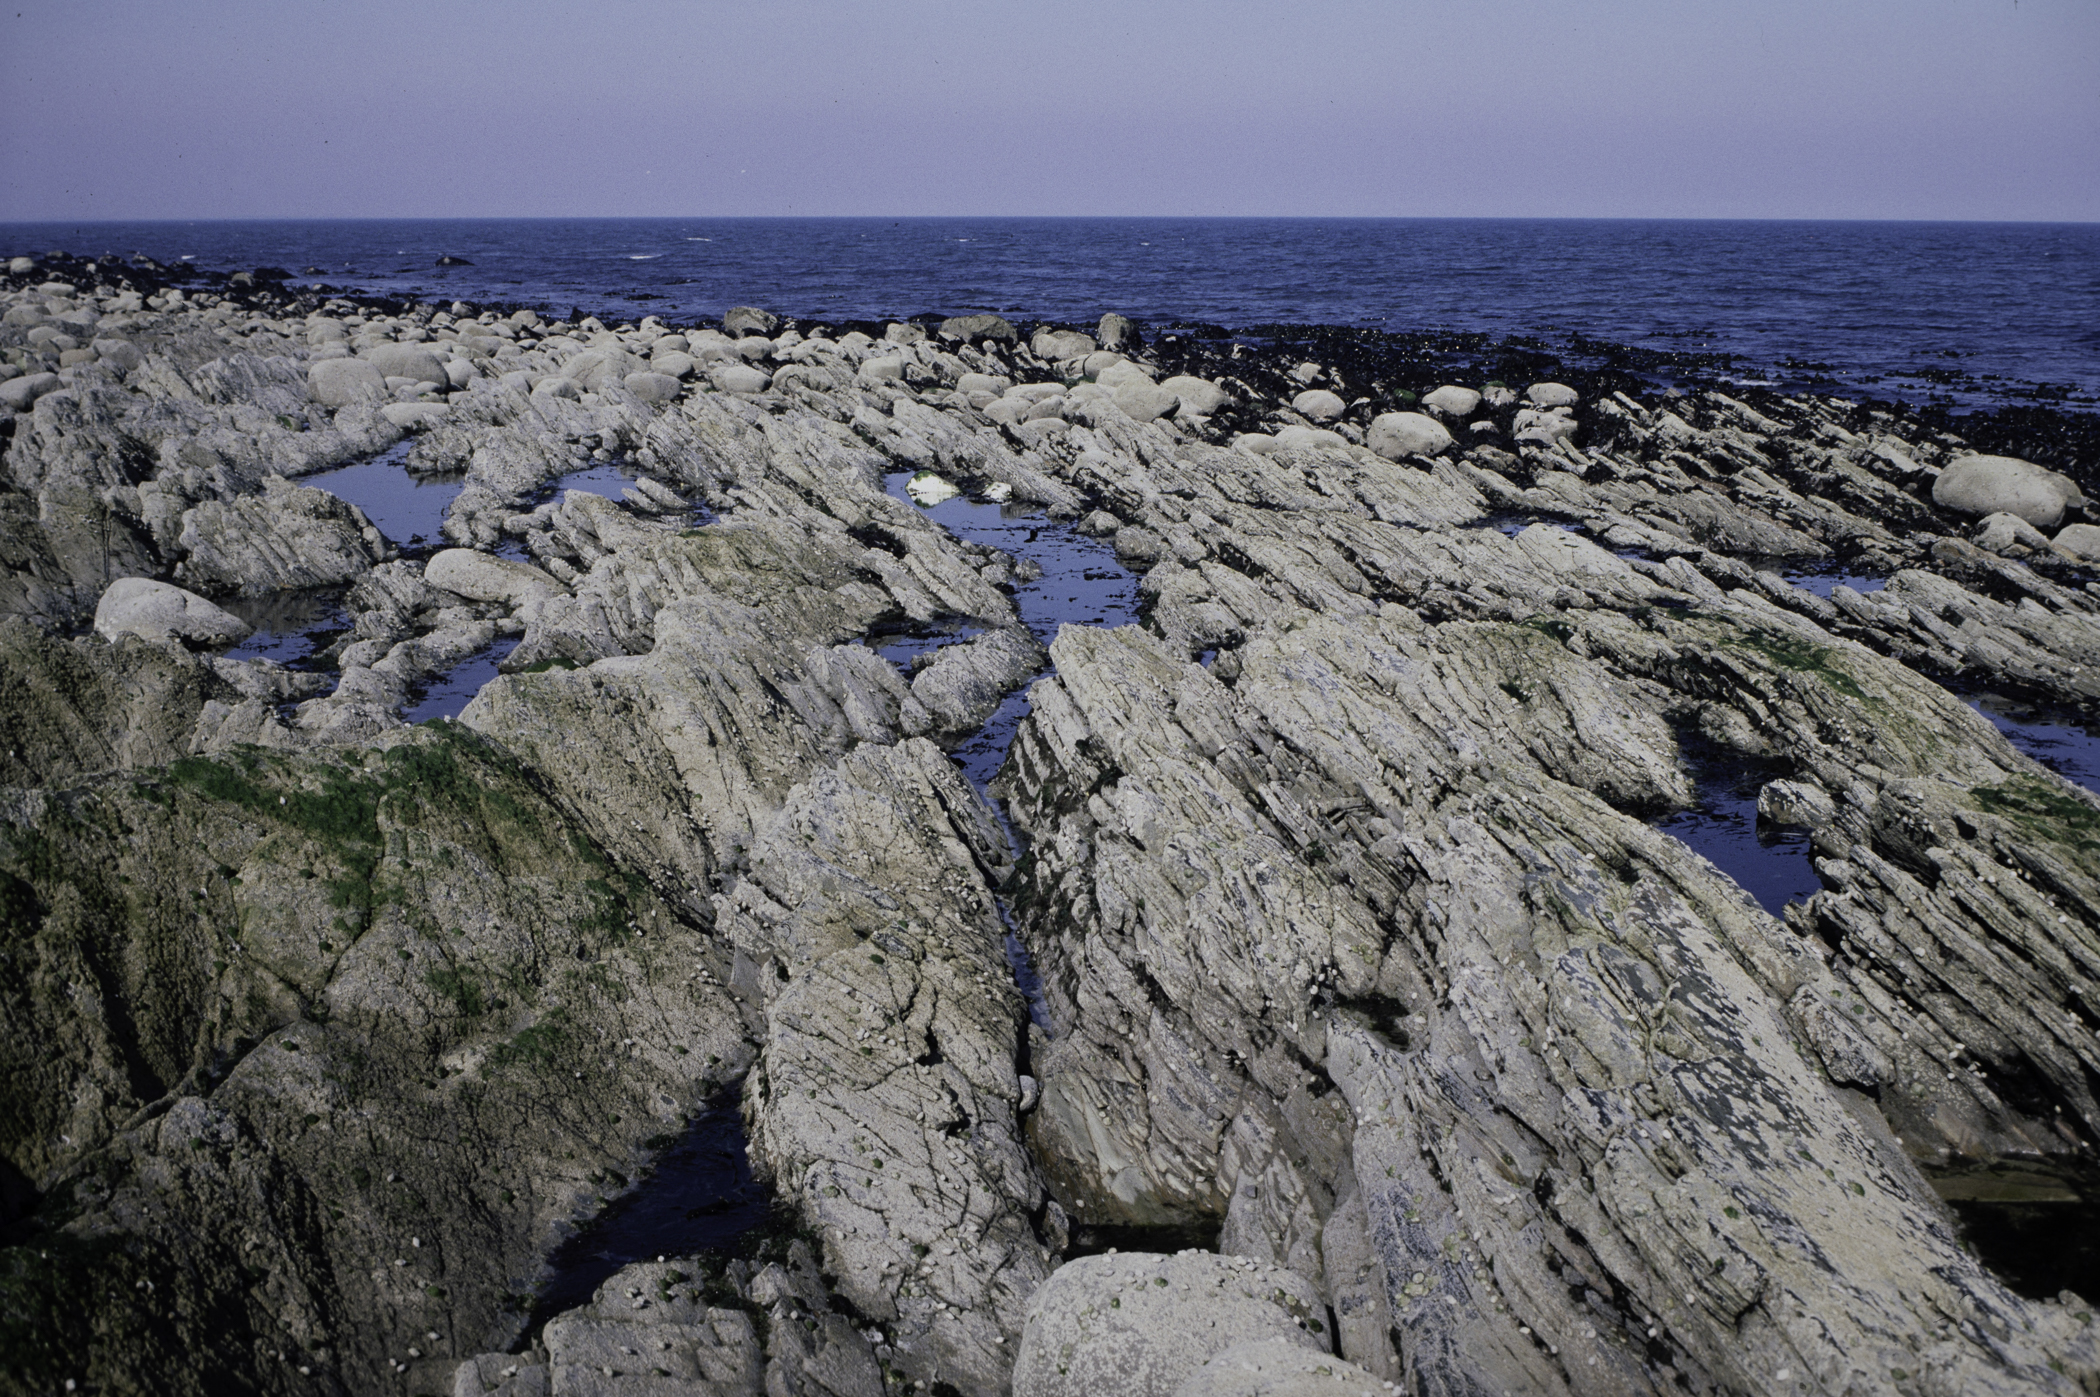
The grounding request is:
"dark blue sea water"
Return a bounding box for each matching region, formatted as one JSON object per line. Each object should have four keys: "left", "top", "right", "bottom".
{"left": 5, "top": 218, "right": 2095, "bottom": 410}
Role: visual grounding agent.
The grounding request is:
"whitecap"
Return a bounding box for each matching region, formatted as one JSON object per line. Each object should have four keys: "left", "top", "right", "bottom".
{"left": 686, "top": 238, "right": 712, "bottom": 242}
{"left": 627, "top": 254, "right": 659, "bottom": 261}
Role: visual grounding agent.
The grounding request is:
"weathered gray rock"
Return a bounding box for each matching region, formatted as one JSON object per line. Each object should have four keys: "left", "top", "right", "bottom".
{"left": 176, "top": 475, "right": 390, "bottom": 593}
{"left": 621, "top": 370, "right": 684, "bottom": 404}
{"left": 1526, "top": 381, "right": 1579, "bottom": 407}
{"left": 1115, "top": 382, "right": 1181, "bottom": 424}
{"left": 1098, "top": 313, "right": 1139, "bottom": 350}
{"left": 2058, "top": 522, "right": 2100, "bottom": 560}
{"left": 1513, "top": 406, "right": 1578, "bottom": 444}
{"left": 1974, "top": 510, "right": 2054, "bottom": 555}
{"left": 425, "top": 548, "right": 569, "bottom": 608}
{"left": 1364, "top": 410, "right": 1453, "bottom": 459}
{"left": 0, "top": 615, "right": 312, "bottom": 785}
{"left": 1757, "top": 777, "right": 1837, "bottom": 828}
{"left": 1934, "top": 453, "right": 2086, "bottom": 529}
{"left": 908, "top": 626, "right": 1049, "bottom": 737}
{"left": 712, "top": 362, "right": 771, "bottom": 394}
{"left": 1033, "top": 328, "right": 1097, "bottom": 361}
{"left": 1289, "top": 389, "right": 1345, "bottom": 422}
{"left": 939, "top": 313, "right": 1018, "bottom": 343}
{"left": 724, "top": 306, "right": 780, "bottom": 337}
{"left": 1161, "top": 375, "right": 1231, "bottom": 416}
{"left": 91, "top": 337, "right": 144, "bottom": 371}
{"left": 0, "top": 371, "right": 61, "bottom": 410}
{"left": 1419, "top": 385, "right": 1482, "bottom": 417}
{"left": 308, "top": 355, "right": 387, "bottom": 407}
{"left": 91, "top": 575, "right": 249, "bottom": 645}
{"left": 1173, "top": 1341, "right": 1385, "bottom": 1397}
{"left": 360, "top": 342, "right": 449, "bottom": 386}
{"left": 1013, "top": 1253, "right": 1328, "bottom": 1397}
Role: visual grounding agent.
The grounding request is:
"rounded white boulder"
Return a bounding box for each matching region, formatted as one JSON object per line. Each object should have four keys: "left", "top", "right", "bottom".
{"left": 358, "top": 343, "right": 449, "bottom": 387}
{"left": 1365, "top": 410, "right": 1454, "bottom": 460}
{"left": 1526, "top": 382, "right": 1579, "bottom": 408}
{"left": 425, "top": 549, "right": 567, "bottom": 606}
{"left": 1933, "top": 454, "right": 2086, "bottom": 530}
{"left": 711, "top": 363, "right": 772, "bottom": 394}
{"left": 1033, "top": 328, "right": 1098, "bottom": 361}
{"left": 1290, "top": 389, "right": 1345, "bottom": 422}
{"left": 621, "top": 371, "right": 684, "bottom": 404}
{"left": 1420, "top": 385, "right": 1482, "bottom": 417}
{"left": 1115, "top": 382, "right": 1180, "bottom": 423}
{"left": 0, "top": 372, "right": 62, "bottom": 411}
{"left": 306, "top": 356, "right": 387, "bottom": 407}
{"left": 2055, "top": 523, "right": 2100, "bottom": 561}
{"left": 1161, "top": 375, "right": 1231, "bottom": 415}
{"left": 93, "top": 577, "right": 250, "bottom": 646}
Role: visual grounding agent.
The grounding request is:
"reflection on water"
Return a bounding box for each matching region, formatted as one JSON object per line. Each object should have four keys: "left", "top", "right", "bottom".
{"left": 220, "top": 588, "right": 348, "bottom": 670}
{"left": 1968, "top": 694, "right": 2100, "bottom": 796}
{"left": 404, "top": 636, "right": 521, "bottom": 724}
{"left": 300, "top": 441, "right": 462, "bottom": 552}
{"left": 886, "top": 471, "right": 1143, "bottom": 1034}
{"left": 1652, "top": 738, "right": 1823, "bottom": 917}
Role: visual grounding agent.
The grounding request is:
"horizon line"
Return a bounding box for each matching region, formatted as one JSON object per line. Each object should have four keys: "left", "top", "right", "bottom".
{"left": 2, "top": 213, "right": 2097, "bottom": 229}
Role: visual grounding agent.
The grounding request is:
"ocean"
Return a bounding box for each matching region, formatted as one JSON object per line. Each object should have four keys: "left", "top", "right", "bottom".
{"left": 3, "top": 217, "right": 2095, "bottom": 412}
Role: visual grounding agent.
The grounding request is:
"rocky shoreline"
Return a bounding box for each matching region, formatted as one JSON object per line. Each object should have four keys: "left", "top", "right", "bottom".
{"left": 3, "top": 249, "right": 2100, "bottom": 1396}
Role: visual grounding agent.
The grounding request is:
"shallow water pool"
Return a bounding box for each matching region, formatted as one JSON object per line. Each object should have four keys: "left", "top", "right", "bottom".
{"left": 300, "top": 440, "right": 461, "bottom": 553}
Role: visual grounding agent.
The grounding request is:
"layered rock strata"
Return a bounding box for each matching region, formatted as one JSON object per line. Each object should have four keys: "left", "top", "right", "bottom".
{"left": 0, "top": 251, "right": 2097, "bottom": 1397}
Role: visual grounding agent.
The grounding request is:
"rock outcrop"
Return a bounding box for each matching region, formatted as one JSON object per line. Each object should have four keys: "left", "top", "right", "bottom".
{"left": 4, "top": 251, "right": 2100, "bottom": 1397}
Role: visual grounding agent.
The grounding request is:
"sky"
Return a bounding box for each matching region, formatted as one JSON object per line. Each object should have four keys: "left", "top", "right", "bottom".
{"left": 1, "top": 0, "right": 2095, "bottom": 222}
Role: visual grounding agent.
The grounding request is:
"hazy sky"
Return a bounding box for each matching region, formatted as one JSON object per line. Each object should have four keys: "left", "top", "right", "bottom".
{"left": 2, "top": 0, "right": 2094, "bottom": 222}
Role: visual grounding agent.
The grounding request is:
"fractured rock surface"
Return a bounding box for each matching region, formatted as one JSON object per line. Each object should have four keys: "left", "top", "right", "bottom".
{"left": 2, "top": 252, "right": 2099, "bottom": 1397}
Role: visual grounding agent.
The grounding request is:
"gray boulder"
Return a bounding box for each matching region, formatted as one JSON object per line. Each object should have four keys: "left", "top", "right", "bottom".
{"left": 711, "top": 363, "right": 771, "bottom": 394}
{"left": 359, "top": 342, "right": 449, "bottom": 386}
{"left": 177, "top": 476, "right": 390, "bottom": 594}
{"left": 724, "top": 306, "right": 780, "bottom": 337}
{"left": 425, "top": 549, "right": 568, "bottom": 608}
{"left": 1757, "top": 777, "right": 1837, "bottom": 829}
{"left": 1013, "top": 1253, "right": 1328, "bottom": 1397}
{"left": 650, "top": 350, "right": 697, "bottom": 379}
{"left": 307, "top": 356, "right": 386, "bottom": 408}
{"left": 1114, "top": 382, "right": 1180, "bottom": 424}
{"left": 1420, "top": 385, "right": 1482, "bottom": 417}
{"left": 1162, "top": 375, "right": 1231, "bottom": 416}
{"left": 1033, "top": 328, "right": 1097, "bottom": 361}
{"left": 1289, "top": 389, "right": 1345, "bottom": 422}
{"left": 1512, "top": 407, "right": 1578, "bottom": 445}
{"left": 560, "top": 347, "right": 645, "bottom": 393}
{"left": 1098, "top": 312, "right": 1139, "bottom": 349}
{"left": 91, "top": 338, "right": 144, "bottom": 371}
{"left": 622, "top": 370, "right": 684, "bottom": 404}
{"left": 92, "top": 576, "right": 250, "bottom": 646}
{"left": 938, "top": 313, "right": 1017, "bottom": 343}
{"left": 1974, "top": 510, "right": 2053, "bottom": 555}
{"left": 1526, "top": 381, "right": 1579, "bottom": 408}
{"left": 1364, "top": 410, "right": 1454, "bottom": 460}
{"left": 1934, "top": 453, "right": 2086, "bottom": 529}
{"left": 2056, "top": 522, "right": 2100, "bottom": 561}
{"left": 0, "top": 372, "right": 61, "bottom": 411}
{"left": 1173, "top": 1341, "right": 1385, "bottom": 1397}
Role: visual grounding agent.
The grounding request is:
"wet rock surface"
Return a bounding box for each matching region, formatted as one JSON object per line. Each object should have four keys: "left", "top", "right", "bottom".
{"left": 1, "top": 250, "right": 2099, "bottom": 1397}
